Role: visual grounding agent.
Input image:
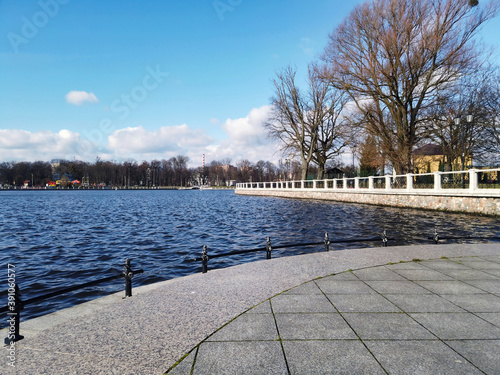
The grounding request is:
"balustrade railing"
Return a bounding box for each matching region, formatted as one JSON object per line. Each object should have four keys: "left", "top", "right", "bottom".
{"left": 195, "top": 231, "right": 394, "bottom": 273}
{"left": 237, "top": 168, "right": 500, "bottom": 195}
{"left": 195, "top": 230, "right": 500, "bottom": 273}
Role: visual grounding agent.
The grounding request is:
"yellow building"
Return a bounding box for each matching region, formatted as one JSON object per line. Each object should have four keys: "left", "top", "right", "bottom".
{"left": 412, "top": 144, "right": 443, "bottom": 173}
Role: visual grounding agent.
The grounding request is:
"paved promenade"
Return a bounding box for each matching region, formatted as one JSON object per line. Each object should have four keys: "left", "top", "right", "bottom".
{"left": 1, "top": 243, "right": 499, "bottom": 374}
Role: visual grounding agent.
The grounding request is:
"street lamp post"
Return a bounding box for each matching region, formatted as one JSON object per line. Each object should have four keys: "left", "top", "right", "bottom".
{"left": 453, "top": 114, "right": 473, "bottom": 188}
{"left": 352, "top": 146, "right": 357, "bottom": 177}
{"left": 465, "top": 114, "right": 473, "bottom": 170}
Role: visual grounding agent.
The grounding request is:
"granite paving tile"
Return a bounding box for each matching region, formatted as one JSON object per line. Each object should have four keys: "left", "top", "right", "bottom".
{"left": 456, "top": 260, "right": 500, "bottom": 270}
{"left": 418, "top": 259, "right": 472, "bottom": 270}
{"left": 476, "top": 312, "right": 500, "bottom": 327}
{"left": 478, "top": 255, "right": 500, "bottom": 261}
{"left": 352, "top": 267, "right": 406, "bottom": 281}
{"left": 440, "top": 293, "right": 500, "bottom": 313}
{"left": 324, "top": 271, "right": 359, "bottom": 280}
{"left": 275, "top": 313, "right": 357, "bottom": 340}
{"left": 193, "top": 341, "right": 288, "bottom": 375}
{"left": 383, "top": 294, "right": 465, "bottom": 313}
{"left": 326, "top": 293, "right": 401, "bottom": 313}
{"left": 438, "top": 269, "right": 499, "bottom": 280}
{"left": 464, "top": 279, "right": 500, "bottom": 293}
{"left": 314, "top": 280, "right": 375, "bottom": 294}
{"left": 365, "top": 340, "right": 482, "bottom": 375}
{"left": 206, "top": 313, "right": 278, "bottom": 341}
{"left": 281, "top": 281, "right": 323, "bottom": 295}
{"left": 342, "top": 313, "right": 435, "bottom": 340}
{"left": 445, "top": 340, "right": 500, "bottom": 375}
{"left": 484, "top": 270, "right": 500, "bottom": 277}
{"left": 282, "top": 340, "right": 385, "bottom": 375}
{"left": 414, "top": 280, "right": 488, "bottom": 294}
{"left": 385, "top": 261, "right": 429, "bottom": 270}
{"left": 270, "top": 294, "right": 336, "bottom": 313}
{"left": 410, "top": 312, "right": 500, "bottom": 339}
{"left": 166, "top": 350, "right": 196, "bottom": 375}
{"left": 364, "top": 280, "right": 431, "bottom": 294}
{"left": 247, "top": 299, "right": 272, "bottom": 314}
{"left": 392, "top": 269, "right": 453, "bottom": 280}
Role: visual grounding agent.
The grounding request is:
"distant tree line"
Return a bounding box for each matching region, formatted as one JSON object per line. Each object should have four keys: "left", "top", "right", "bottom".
{"left": 0, "top": 157, "right": 343, "bottom": 187}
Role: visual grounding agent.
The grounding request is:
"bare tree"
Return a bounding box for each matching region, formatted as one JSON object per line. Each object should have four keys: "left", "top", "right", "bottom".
{"left": 322, "top": 0, "right": 499, "bottom": 173}
{"left": 266, "top": 65, "right": 351, "bottom": 180}
{"left": 266, "top": 66, "right": 314, "bottom": 180}
{"left": 310, "top": 67, "right": 353, "bottom": 179}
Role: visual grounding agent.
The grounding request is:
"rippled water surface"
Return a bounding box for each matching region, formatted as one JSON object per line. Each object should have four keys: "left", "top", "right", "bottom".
{"left": 1, "top": 189, "right": 499, "bottom": 324}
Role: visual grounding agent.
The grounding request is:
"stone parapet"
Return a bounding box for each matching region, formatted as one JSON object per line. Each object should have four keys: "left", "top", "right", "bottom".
{"left": 235, "top": 189, "right": 499, "bottom": 216}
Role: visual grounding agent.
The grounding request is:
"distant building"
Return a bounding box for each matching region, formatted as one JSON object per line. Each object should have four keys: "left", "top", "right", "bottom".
{"left": 325, "top": 167, "right": 345, "bottom": 179}
{"left": 412, "top": 144, "right": 444, "bottom": 173}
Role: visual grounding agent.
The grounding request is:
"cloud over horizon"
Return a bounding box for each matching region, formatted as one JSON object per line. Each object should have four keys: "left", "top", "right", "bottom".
{"left": 0, "top": 106, "right": 280, "bottom": 166}
{"left": 213, "top": 105, "right": 279, "bottom": 163}
{"left": 0, "top": 129, "right": 97, "bottom": 162}
{"left": 65, "top": 91, "right": 99, "bottom": 106}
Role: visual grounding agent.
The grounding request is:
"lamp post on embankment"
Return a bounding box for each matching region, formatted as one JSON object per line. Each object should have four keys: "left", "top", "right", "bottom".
{"left": 454, "top": 114, "right": 473, "bottom": 189}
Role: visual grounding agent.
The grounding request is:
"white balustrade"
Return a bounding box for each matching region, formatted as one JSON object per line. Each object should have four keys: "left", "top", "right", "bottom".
{"left": 236, "top": 168, "right": 500, "bottom": 197}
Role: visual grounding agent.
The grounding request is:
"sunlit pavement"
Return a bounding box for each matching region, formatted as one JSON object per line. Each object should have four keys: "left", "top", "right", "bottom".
{"left": 167, "top": 255, "right": 500, "bottom": 374}
{"left": 2, "top": 244, "right": 499, "bottom": 375}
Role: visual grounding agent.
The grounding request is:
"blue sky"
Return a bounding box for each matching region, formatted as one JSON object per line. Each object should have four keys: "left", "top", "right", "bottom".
{"left": 1, "top": 0, "right": 499, "bottom": 167}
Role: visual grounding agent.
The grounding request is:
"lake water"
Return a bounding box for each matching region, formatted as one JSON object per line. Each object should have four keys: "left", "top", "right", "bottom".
{"left": 1, "top": 189, "right": 499, "bottom": 326}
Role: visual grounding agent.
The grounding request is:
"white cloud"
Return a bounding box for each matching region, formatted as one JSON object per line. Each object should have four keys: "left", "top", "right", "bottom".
{"left": 108, "top": 125, "right": 213, "bottom": 162}
{"left": 65, "top": 91, "right": 99, "bottom": 105}
{"left": 213, "top": 105, "right": 280, "bottom": 163}
{"left": 0, "top": 129, "right": 98, "bottom": 161}
{"left": 222, "top": 105, "right": 271, "bottom": 143}
{"left": 0, "top": 106, "right": 282, "bottom": 166}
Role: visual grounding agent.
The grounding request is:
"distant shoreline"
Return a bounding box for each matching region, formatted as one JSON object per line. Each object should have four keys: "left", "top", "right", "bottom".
{"left": 0, "top": 186, "right": 235, "bottom": 191}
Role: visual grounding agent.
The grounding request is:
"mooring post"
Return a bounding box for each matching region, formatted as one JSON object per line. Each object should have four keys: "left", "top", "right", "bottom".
{"left": 433, "top": 228, "right": 439, "bottom": 244}
{"left": 382, "top": 230, "right": 388, "bottom": 247}
{"left": 4, "top": 284, "right": 24, "bottom": 345}
{"left": 123, "top": 258, "right": 134, "bottom": 297}
{"left": 266, "top": 237, "right": 272, "bottom": 259}
{"left": 201, "top": 245, "right": 209, "bottom": 273}
{"left": 324, "top": 232, "right": 330, "bottom": 251}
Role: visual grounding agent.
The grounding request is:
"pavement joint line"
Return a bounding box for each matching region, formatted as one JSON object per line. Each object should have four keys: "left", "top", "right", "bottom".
{"left": 269, "top": 298, "right": 291, "bottom": 375}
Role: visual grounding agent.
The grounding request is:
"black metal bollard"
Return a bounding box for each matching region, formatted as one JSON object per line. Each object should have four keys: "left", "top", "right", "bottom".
{"left": 433, "top": 228, "right": 440, "bottom": 244}
{"left": 123, "top": 258, "right": 134, "bottom": 297}
{"left": 324, "top": 232, "right": 330, "bottom": 251}
{"left": 201, "top": 245, "right": 209, "bottom": 273}
{"left": 382, "top": 230, "right": 388, "bottom": 247}
{"left": 4, "top": 285, "right": 24, "bottom": 345}
{"left": 266, "top": 237, "right": 272, "bottom": 259}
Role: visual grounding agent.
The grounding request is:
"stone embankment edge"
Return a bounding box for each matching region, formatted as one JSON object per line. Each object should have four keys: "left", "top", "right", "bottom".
{"left": 235, "top": 189, "right": 499, "bottom": 216}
